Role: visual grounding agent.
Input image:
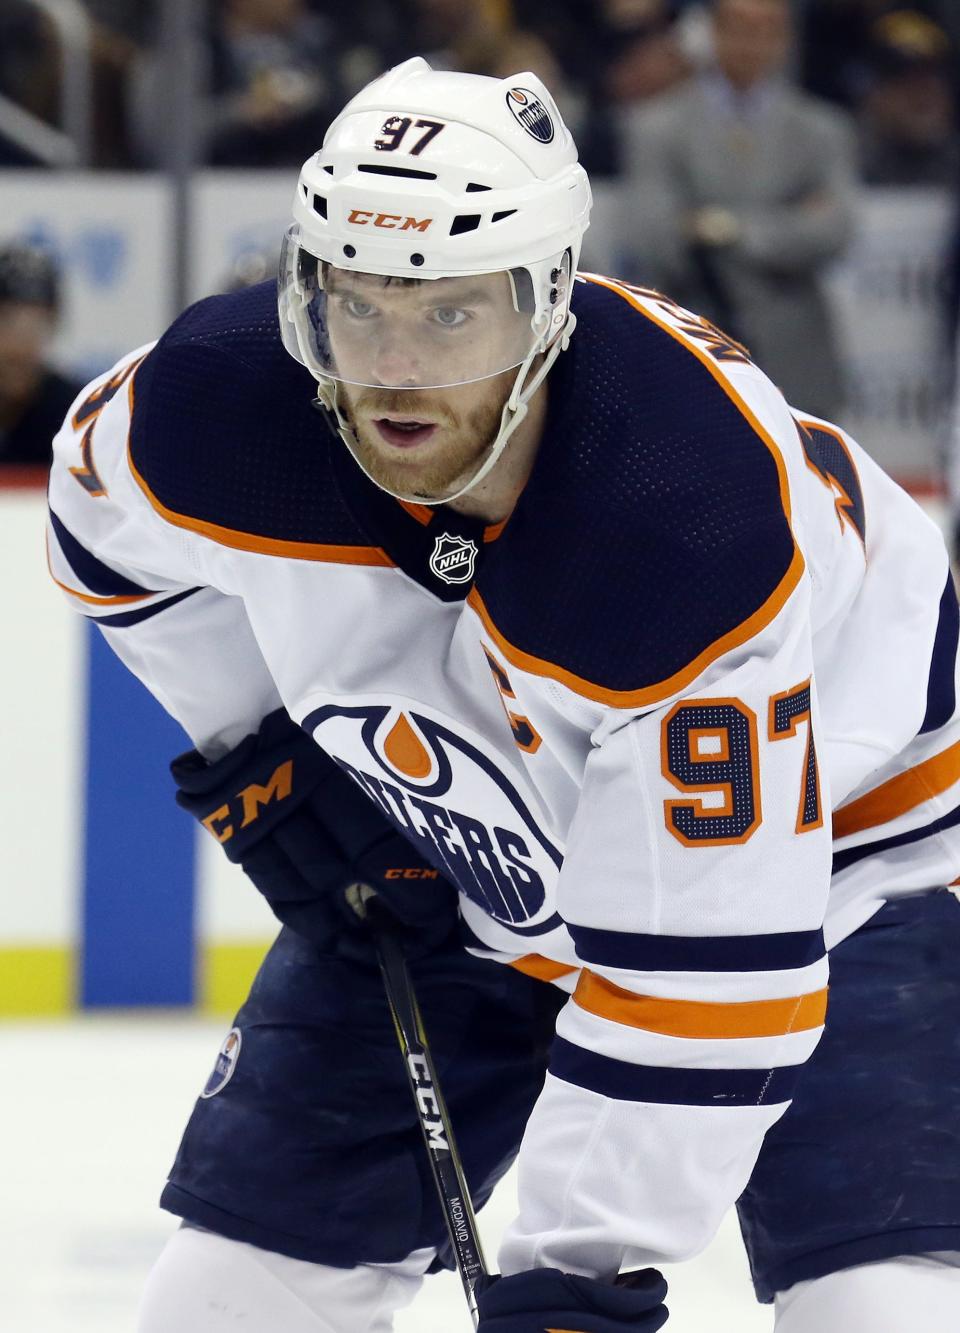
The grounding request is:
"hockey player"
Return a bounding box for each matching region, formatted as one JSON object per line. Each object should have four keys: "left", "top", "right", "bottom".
{"left": 47, "top": 58, "right": 960, "bottom": 1332}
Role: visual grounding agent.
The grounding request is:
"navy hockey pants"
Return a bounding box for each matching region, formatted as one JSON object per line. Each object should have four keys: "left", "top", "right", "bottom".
{"left": 161, "top": 889, "right": 960, "bottom": 1300}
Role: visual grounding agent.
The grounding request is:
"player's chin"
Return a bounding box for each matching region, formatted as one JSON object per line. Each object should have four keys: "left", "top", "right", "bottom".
{"left": 353, "top": 428, "right": 447, "bottom": 489}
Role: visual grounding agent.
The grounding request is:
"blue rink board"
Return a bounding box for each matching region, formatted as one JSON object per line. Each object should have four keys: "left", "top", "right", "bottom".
{"left": 81, "top": 623, "right": 197, "bottom": 1006}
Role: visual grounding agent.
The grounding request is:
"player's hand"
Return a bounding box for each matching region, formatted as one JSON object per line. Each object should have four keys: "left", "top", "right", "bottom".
{"left": 475, "top": 1267, "right": 668, "bottom": 1332}
{"left": 171, "top": 708, "right": 459, "bottom": 955}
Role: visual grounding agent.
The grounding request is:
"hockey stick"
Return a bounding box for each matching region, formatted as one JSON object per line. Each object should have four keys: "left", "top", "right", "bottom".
{"left": 347, "top": 884, "right": 488, "bottom": 1328}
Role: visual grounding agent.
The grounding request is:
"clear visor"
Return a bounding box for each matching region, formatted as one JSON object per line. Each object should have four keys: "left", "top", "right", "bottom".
{"left": 279, "top": 225, "right": 546, "bottom": 390}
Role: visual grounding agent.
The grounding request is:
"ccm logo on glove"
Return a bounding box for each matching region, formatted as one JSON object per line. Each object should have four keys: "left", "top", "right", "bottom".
{"left": 171, "top": 709, "right": 461, "bottom": 955}
{"left": 200, "top": 760, "right": 294, "bottom": 844}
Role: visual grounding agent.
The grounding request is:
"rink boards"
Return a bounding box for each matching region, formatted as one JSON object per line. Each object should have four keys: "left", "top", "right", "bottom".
{"left": 0, "top": 480, "right": 275, "bottom": 1015}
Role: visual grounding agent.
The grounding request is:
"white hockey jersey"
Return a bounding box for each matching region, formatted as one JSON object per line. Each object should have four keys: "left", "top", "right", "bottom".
{"left": 46, "top": 273, "right": 960, "bottom": 1280}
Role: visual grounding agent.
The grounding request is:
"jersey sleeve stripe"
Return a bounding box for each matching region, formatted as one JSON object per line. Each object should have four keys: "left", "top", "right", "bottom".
{"left": 49, "top": 508, "right": 160, "bottom": 598}
{"left": 833, "top": 797, "right": 960, "bottom": 875}
{"left": 832, "top": 738, "right": 960, "bottom": 839}
{"left": 574, "top": 970, "right": 827, "bottom": 1039}
{"left": 510, "top": 954, "right": 579, "bottom": 982}
{"left": 125, "top": 374, "right": 395, "bottom": 568}
{"left": 92, "top": 586, "right": 201, "bottom": 627}
{"left": 47, "top": 538, "right": 154, "bottom": 607}
{"left": 568, "top": 924, "right": 825, "bottom": 973}
{"left": 920, "top": 572, "right": 959, "bottom": 735}
{"left": 548, "top": 1037, "right": 802, "bottom": 1107}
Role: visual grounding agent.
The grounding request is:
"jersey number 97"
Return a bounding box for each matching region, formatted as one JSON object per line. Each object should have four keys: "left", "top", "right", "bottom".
{"left": 662, "top": 684, "right": 821, "bottom": 847}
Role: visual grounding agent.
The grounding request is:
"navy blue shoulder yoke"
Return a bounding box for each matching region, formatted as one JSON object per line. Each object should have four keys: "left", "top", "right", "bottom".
{"left": 128, "top": 281, "right": 369, "bottom": 549}
{"left": 472, "top": 278, "right": 802, "bottom": 703}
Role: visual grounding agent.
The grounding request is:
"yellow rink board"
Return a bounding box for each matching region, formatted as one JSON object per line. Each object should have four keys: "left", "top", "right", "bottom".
{"left": 0, "top": 941, "right": 271, "bottom": 1016}
{"left": 199, "top": 940, "right": 272, "bottom": 1015}
{"left": 0, "top": 946, "right": 74, "bottom": 1015}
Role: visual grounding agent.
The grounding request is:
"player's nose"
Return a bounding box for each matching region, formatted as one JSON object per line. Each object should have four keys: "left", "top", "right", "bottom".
{"left": 369, "top": 329, "right": 425, "bottom": 388}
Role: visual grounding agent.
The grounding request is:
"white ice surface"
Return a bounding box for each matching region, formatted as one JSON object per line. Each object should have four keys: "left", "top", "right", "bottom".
{"left": 0, "top": 1016, "right": 770, "bottom": 1331}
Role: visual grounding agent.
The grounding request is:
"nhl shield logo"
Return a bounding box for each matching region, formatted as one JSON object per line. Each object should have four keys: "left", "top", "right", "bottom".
{"left": 505, "top": 88, "right": 555, "bottom": 144}
{"left": 429, "top": 533, "right": 478, "bottom": 585}
{"left": 201, "top": 1027, "right": 242, "bottom": 1099}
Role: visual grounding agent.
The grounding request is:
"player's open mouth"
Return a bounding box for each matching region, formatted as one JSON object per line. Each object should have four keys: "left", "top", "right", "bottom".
{"left": 373, "top": 419, "right": 438, "bottom": 449}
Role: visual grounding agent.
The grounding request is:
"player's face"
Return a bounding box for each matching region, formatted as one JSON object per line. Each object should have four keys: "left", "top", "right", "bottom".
{"left": 326, "top": 270, "right": 528, "bottom": 501}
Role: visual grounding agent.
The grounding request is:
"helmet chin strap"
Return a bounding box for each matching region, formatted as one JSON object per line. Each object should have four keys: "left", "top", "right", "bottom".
{"left": 313, "top": 312, "right": 576, "bottom": 506}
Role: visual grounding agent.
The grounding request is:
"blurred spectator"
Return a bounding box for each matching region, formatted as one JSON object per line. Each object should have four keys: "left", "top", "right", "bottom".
{"left": 85, "top": 0, "right": 158, "bottom": 46}
{"left": 582, "top": 0, "right": 692, "bottom": 178}
{"left": 501, "top": 0, "right": 691, "bottom": 270}
{"left": 620, "top": 0, "right": 857, "bottom": 419}
{"left": 412, "top": 0, "right": 567, "bottom": 92}
{"left": 602, "top": 0, "right": 693, "bottom": 107}
{"left": 202, "top": 0, "right": 353, "bottom": 166}
{"left": 799, "top": 0, "right": 959, "bottom": 109}
{"left": 857, "top": 10, "right": 958, "bottom": 186}
{"left": 0, "top": 246, "right": 82, "bottom": 467}
{"left": 800, "top": 0, "right": 889, "bottom": 108}
{"left": 132, "top": 0, "right": 353, "bottom": 167}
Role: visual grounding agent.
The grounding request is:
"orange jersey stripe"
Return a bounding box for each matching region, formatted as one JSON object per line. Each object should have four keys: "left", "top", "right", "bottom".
{"left": 396, "top": 499, "right": 433, "bottom": 526}
{"left": 833, "top": 739, "right": 960, "bottom": 839}
{"left": 510, "top": 954, "right": 578, "bottom": 983}
{"left": 483, "top": 516, "right": 510, "bottom": 543}
{"left": 125, "top": 377, "right": 395, "bottom": 568}
{"left": 574, "top": 970, "right": 827, "bottom": 1039}
{"left": 468, "top": 559, "right": 801, "bottom": 709}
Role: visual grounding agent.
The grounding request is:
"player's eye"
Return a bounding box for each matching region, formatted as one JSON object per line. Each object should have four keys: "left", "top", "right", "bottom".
{"left": 430, "top": 306, "right": 469, "bottom": 329}
{"left": 342, "top": 297, "right": 378, "bottom": 319}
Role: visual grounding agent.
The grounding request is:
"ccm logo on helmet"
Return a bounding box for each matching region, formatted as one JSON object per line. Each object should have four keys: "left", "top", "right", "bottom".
{"left": 347, "top": 209, "right": 433, "bottom": 232}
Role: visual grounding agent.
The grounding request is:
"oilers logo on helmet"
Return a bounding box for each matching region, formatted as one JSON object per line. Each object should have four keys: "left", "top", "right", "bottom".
{"left": 302, "top": 703, "right": 563, "bottom": 933}
{"left": 505, "top": 87, "right": 554, "bottom": 143}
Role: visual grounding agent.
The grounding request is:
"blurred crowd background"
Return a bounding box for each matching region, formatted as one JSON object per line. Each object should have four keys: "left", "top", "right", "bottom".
{"left": 3, "top": 0, "right": 958, "bottom": 179}
{"left": 2, "top": 0, "right": 960, "bottom": 528}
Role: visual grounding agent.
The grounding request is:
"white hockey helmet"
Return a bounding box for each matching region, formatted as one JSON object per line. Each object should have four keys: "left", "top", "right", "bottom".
{"left": 278, "top": 56, "right": 592, "bottom": 503}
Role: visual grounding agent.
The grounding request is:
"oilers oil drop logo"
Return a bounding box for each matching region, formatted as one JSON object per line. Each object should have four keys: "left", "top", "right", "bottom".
{"left": 505, "top": 88, "right": 555, "bottom": 144}
{"left": 303, "top": 704, "right": 563, "bottom": 935}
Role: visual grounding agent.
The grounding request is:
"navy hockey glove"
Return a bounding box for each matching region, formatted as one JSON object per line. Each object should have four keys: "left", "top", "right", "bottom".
{"left": 171, "top": 708, "right": 459, "bottom": 955}
{"left": 475, "top": 1268, "right": 668, "bottom": 1333}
